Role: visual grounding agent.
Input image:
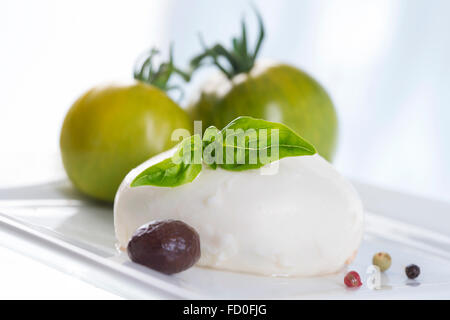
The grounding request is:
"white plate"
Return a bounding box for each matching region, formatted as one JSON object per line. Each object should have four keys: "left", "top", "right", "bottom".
{"left": 0, "top": 180, "right": 449, "bottom": 299}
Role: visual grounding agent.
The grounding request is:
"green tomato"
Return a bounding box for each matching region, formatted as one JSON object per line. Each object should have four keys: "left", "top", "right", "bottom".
{"left": 60, "top": 81, "right": 192, "bottom": 202}
{"left": 187, "top": 63, "right": 338, "bottom": 161}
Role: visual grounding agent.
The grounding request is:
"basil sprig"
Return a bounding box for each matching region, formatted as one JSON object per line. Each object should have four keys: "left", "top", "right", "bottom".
{"left": 131, "top": 117, "right": 316, "bottom": 188}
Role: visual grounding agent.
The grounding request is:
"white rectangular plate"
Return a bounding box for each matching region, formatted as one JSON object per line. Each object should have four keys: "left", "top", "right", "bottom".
{"left": 0, "top": 180, "right": 449, "bottom": 299}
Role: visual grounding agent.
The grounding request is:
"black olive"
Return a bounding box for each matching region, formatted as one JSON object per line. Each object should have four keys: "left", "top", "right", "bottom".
{"left": 405, "top": 264, "right": 420, "bottom": 279}
{"left": 127, "top": 220, "right": 201, "bottom": 275}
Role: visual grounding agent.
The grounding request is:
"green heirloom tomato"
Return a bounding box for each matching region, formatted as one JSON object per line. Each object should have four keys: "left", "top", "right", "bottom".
{"left": 187, "top": 63, "right": 337, "bottom": 161}
{"left": 61, "top": 82, "right": 192, "bottom": 202}
{"left": 187, "top": 10, "right": 338, "bottom": 161}
{"left": 60, "top": 49, "right": 193, "bottom": 202}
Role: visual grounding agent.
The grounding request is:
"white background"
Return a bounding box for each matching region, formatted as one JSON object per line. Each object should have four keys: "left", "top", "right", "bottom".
{"left": 1, "top": 0, "right": 449, "bottom": 298}
{"left": 1, "top": 0, "right": 449, "bottom": 200}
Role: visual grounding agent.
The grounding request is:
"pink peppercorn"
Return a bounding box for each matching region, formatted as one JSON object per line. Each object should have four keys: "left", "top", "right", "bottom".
{"left": 344, "top": 271, "right": 362, "bottom": 288}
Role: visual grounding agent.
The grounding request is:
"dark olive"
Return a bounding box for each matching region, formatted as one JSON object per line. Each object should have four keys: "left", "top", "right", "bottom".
{"left": 127, "top": 220, "right": 201, "bottom": 274}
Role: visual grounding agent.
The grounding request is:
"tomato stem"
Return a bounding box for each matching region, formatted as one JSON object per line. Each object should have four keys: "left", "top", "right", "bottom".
{"left": 133, "top": 46, "right": 192, "bottom": 93}
{"left": 189, "top": 8, "right": 265, "bottom": 79}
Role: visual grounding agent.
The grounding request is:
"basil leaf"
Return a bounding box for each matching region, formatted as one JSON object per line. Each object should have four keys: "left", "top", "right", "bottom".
{"left": 130, "top": 135, "right": 202, "bottom": 187}
{"left": 216, "top": 116, "right": 316, "bottom": 171}
{"left": 173, "top": 134, "right": 203, "bottom": 165}
{"left": 130, "top": 116, "right": 317, "bottom": 188}
{"left": 202, "top": 126, "right": 221, "bottom": 170}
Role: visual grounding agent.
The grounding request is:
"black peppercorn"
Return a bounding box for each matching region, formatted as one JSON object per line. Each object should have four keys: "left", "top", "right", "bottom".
{"left": 405, "top": 264, "right": 420, "bottom": 279}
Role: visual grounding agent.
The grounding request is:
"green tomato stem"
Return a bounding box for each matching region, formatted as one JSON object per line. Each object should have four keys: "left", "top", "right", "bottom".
{"left": 189, "top": 8, "right": 265, "bottom": 79}
{"left": 133, "top": 46, "right": 193, "bottom": 93}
